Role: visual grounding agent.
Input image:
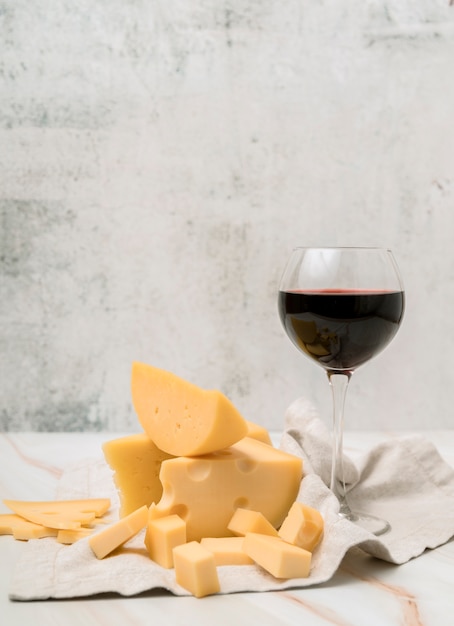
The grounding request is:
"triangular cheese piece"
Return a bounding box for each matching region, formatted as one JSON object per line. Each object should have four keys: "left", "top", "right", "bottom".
{"left": 3, "top": 498, "right": 111, "bottom": 530}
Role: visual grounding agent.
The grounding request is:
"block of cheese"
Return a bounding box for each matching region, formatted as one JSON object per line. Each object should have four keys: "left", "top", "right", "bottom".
{"left": 245, "top": 421, "right": 273, "bottom": 445}
{"left": 131, "top": 362, "right": 248, "bottom": 456}
{"left": 150, "top": 437, "right": 302, "bottom": 541}
{"left": 144, "top": 514, "right": 187, "bottom": 568}
{"left": 227, "top": 508, "right": 278, "bottom": 537}
{"left": 243, "top": 533, "right": 312, "bottom": 579}
{"left": 173, "top": 541, "right": 220, "bottom": 598}
{"left": 3, "top": 498, "right": 111, "bottom": 530}
{"left": 278, "top": 502, "right": 324, "bottom": 552}
{"left": 0, "top": 513, "right": 58, "bottom": 540}
{"left": 89, "top": 505, "right": 148, "bottom": 559}
{"left": 102, "top": 433, "right": 174, "bottom": 517}
{"left": 200, "top": 536, "right": 254, "bottom": 565}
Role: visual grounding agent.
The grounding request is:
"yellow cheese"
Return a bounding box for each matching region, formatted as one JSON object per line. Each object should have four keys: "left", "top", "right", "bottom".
{"left": 57, "top": 528, "right": 93, "bottom": 544}
{"left": 200, "top": 537, "right": 254, "bottom": 565}
{"left": 245, "top": 421, "right": 273, "bottom": 445}
{"left": 227, "top": 508, "right": 279, "bottom": 537}
{"left": 144, "top": 514, "right": 186, "bottom": 568}
{"left": 243, "top": 533, "right": 312, "bottom": 579}
{"left": 151, "top": 437, "right": 302, "bottom": 541}
{"left": 278, "top": 502, "right": 324, "bottom": 552}
{"left": 131, "top": 362, "right": 248, "bottom": 456}
{"left": 173, "top": 541, "right": 220, "bottom": 598}
{"left": 102, "top": 433, "right": 173, "bottom": 517}
{"left": 89, "top": 505, "right": 148, "bottom": 559}
{"left": 3, "top": 498, "right": 111, "bottom": 530}
{"left": 0, "top": 513, "right": 57, "bottom": 540}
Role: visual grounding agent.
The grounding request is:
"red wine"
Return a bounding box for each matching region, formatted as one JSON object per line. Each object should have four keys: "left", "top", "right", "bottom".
{"left": 278, "top": 289, "right": 405, "bottom": 372}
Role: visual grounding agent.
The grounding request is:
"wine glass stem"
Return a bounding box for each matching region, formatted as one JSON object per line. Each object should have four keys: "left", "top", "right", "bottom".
{"left": 328, "top": 371, "right": 354, "bottom": 518}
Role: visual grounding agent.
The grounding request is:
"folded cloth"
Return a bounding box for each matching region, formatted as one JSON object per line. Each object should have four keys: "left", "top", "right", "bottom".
{"left": 9, "top": 398, "right": 454, "bottom": 600}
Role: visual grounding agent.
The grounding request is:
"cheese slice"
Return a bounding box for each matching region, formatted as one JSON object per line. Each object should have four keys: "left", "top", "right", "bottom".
{"left": 200, "top": 536, "right": 254, "bottom": 565}
{"left": 278, "top": 502, "right": 324, "bottom": 552}
{"left": 0, "top": 513, "right": 57, "bottom": 540}
{"left": 3, "top": 498, "right": 111, "bottom": 530}
{"left": 144, "top": 514, "right": 186, "bottom": 568}
{"left": 131, "top": 362, "right": 248, "bottom": 456}
{"left": 150, "top": 437, "right": 302, "bottom": 541}
{"left": 89, "top": 505, "right": 148, "bottom": 559}
{"left": 243, "top": 533, "right": 312, "bottom": 579}
{"left": 56, "top": 528, "right": 94, "bottom": 544}
{"left": 173, "top": 541, "right": 220, "bottom": 598}
{"left": 102, "top": 433, "right": 173, "bottom": 517}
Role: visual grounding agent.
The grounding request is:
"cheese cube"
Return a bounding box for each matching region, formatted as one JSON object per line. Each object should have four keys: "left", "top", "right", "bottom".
{"left": 200, "top": 537, "right": 254, "bottom": 565}
{"left": 131, "top": 362, "right": 248, "bottom": 456}
{"left": 145, "top": 514, "right": 186, "bottom": 568}
{"left": 228, "top": 508, "right": 278, "bottom": 537}
{"left": 173, "top": 541, "right": 220, "bottom": 598}
{"left": 102, "top": 433, "right": 173, "bottom": 517}
{"left": 278, "top": 502, "right": 324, "bottom": 552}
{"left": 89, "top": 505, "right": 148, "bottom": 559}
{"left": 243, "top": 533, "right": 312, "bottom": 579}
{"left": 152, "top": 437, "right": 302, "bottom": 541}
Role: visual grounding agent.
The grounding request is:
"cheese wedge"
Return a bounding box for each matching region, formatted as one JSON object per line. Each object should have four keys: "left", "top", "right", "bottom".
{"left": 243, "top": 533, "right": 312, "bottom": 579}
{"left": 278, "top": 502, "right": 324, "bottom": 552}
{"left": 102, "top": 433, "right": 174, "bottom": 517}
{"left": 0, "top": 513, "right": 58, "bottom": 540}
{"left": 89, "top": 505, "right": 148, "bottom": 559}
{"left": 131, "top": 362, "right": 248, "bottom": 456}
{"left": 228, "top": 508, "right": 279, "bottom": 537}
{"left": 145, "top": 514, "right": 187, "bottom": 568}
{"left": 173, "top": 541, "right": 220, "bottom": 598}
{"left": 245, "top": 420, "right": 273, "bottom": 445}
{"left": 150, "top": 437, "right": 302, "bottom": 541}
{"left": 200, "top": 536, "right": 254, "bottom": 565}
{"left": 3, "top": 498, "right": 111, "bottom": 530}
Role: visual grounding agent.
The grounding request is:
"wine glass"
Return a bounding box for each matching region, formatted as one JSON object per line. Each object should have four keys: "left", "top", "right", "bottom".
{"left": 278, "top": 247, "right": 405, "bottom": 535}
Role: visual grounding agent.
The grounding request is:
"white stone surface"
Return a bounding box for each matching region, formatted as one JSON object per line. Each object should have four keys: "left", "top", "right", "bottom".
{"left": 1, "top": 1, "right": 454, "bottom": 431}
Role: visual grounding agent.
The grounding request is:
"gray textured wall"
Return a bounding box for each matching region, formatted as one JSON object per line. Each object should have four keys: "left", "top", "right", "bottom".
{"left": 2, "top": 1, "right": 454, "bottom": 432}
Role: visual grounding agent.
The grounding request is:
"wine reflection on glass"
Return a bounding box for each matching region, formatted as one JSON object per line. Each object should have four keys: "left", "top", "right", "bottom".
{"left": 278, "top": 247, "right": 405, "bottom": 536}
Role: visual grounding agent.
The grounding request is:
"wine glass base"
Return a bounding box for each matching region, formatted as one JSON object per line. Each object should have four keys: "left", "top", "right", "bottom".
{"left": 339, "top": 510, "right": 391, "bottom": 536}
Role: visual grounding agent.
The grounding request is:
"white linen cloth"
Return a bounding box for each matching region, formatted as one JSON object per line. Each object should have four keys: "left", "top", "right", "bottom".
{"left": 9, "top": 398, "right": 454, "bottom": 600}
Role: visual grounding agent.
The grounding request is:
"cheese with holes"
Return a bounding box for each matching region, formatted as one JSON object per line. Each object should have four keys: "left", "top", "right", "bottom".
{"left": 102, "top": 433, "right": 173, "bottom": 517}
{"left": 200, "top": 537, "right": 254, "bottom": 565}
{"left": 3, "top": 498, "right": 111, "bottom": 530}
{"left": 228, "top": 508, "right": 278, "bottom": 537}
{"left": 131, "top": 362, "right": 248, "bottom": 456}
{"left": 150, "top": 437, "right": 302, "bottom": 541}
{"left": 89, "top": 505, "right": 148, "bottom": 559}
{"left": 0, "top": 514, "right": 57, "bottom": 540}
{"left": 243, "top": 533, "right": 312, "bottom": 579}
{"left": 278, "top": 502, "right": 324, "bottom": 552}
{"left": 173, "top": 541, "right": 220, "bottom": 598}
{"left": 145, "top": 514, "right": 186, "bottom": 568}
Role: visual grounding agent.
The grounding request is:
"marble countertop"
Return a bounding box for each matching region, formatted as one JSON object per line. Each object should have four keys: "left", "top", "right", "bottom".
{"left": 1, "top": 430, "right": 454, "bottom": 626}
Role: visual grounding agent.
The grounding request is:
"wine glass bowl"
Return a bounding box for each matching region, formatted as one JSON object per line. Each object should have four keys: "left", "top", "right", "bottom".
{"left": 278, "top": 247, "right": 405, "bottom": 535}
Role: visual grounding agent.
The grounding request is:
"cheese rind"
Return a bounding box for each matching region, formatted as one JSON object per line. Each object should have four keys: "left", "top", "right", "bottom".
{"left": 102, "top": 433, "right": 173, "bottom": 517}
{"left": 144, "top": 514, "right": 186, "bottom": 568}
{"left": 243, "top": 533, "right": 312, "bottom": 579}
{"left": 3, "top": 498, "right": 111, "bottom": 530}
{"left": 227, "top": 508, "right": 279, "bottom": 537}
{"left": 131, "top": 362, "right": 248, "bottom": 456}
{"left": 89, "top": 505, "right": 148, "bottom": 559}
{"left": 200, "top": 536, "right": 254, "bottom": 565}
{"left": 173, "top": 541, "right": 220, "bottom": 598}
{"left": 278, "top": 502, "right": 324, "bottom": 552}
{"left": 153, "top": 437, "right": 302, "bottom": 541}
